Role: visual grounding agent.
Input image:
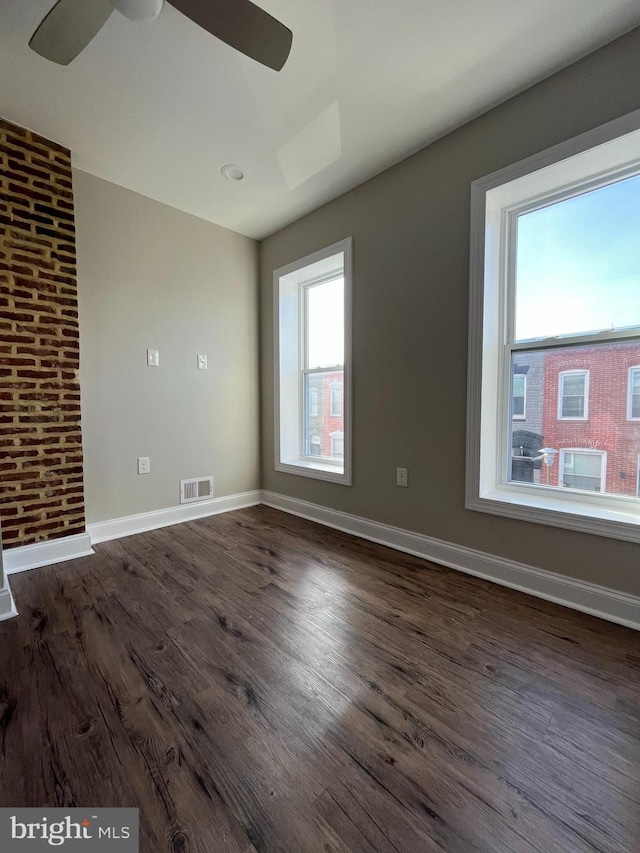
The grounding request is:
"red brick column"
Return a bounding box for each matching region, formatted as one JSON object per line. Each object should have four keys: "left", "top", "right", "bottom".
{"left": 0, "top": 119, "right": 85, "bottom": 547}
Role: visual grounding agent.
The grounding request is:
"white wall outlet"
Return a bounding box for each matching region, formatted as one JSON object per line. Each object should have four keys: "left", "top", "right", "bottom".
{"left": 197, "top": 354, "right": 208, "bottom": 370}
{"left": 396, "top": 467, "right": 408, "bottom": 487}
{"left": 137, "top": 456, "right": 151, "bottom": 474}
{"left": 147, "top": 349, "right": 159, "bottom": 367}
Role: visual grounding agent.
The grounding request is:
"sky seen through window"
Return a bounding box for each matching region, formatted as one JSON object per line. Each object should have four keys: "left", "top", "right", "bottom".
{"left": 516, "top": 172, "right": 640, "bottom": 341}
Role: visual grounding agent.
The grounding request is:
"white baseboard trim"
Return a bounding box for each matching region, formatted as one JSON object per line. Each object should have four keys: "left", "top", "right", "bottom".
{"left": 87, "top": 490, "right": 263, "bottom": 545}
{"left": 0, "top": 584, "right": 18, "bottom": 621}
{"left": 4, "top": 489, "right": 636, "bottom": 631}
{"left": 3, "top": 532, "right": 94, "bottom": 575}
{"left": 262, "top": 491, "right": 640, "bottom": 631}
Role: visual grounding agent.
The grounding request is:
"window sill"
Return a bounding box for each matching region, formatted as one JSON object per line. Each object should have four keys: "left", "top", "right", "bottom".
{"left": 467, "top": 485, "right": 640, "bottom": 543}
{"left": 275, "top": 459, "right": 351, "bottom": 485}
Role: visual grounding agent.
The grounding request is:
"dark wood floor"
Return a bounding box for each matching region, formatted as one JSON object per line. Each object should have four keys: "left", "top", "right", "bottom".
{"left": 0, "top": 506, "right": 638, "bottom": 852}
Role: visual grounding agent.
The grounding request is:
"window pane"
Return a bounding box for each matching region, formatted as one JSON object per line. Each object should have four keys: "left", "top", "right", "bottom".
{"left": 632, "top": 369, "right": 640, "bottom": 418}
{"left": 330, "top": 432, "right": 344, "bottom": 459}
{"left": 560, "top": 372, "right": 586, "bottom": 418}
{"left": 512, "top": 396, "right": 525, "bottom": 417}
{"left": 568, "top": 453, "right": 602, "bottom": 476}
{"left": 562, "top": 452, "right": 603, "bottom": 491}
{"left": 309, "top": 387, "right": 318, "bottom": 417}
{"left": 562, "top": 375, "right": 585, "bottom": 396}
{"left": 329, "top": 381, "right": 343, "bottom": 417}
{"left": 561, "top": 397, "right": 583, "bottom": 418}
{"left": 512, "top": 373, "right": 525, "bottom": 417}
{"left": 306, "top": 278, "right": 344, "bottom": 369}
{"left": 508, "top": 342, "right": 640, "bottom": 495}
{"left": 304, "top": 370, "right": 344, "bottom": 460}
{"left": 564, "top": 452, "right": 602, "bottom": 477}
{"left": 515, "top": 172, "right": 640, "bottom": 342}
{"left": 513, "top": 375, "right": 525, "bottom": 396}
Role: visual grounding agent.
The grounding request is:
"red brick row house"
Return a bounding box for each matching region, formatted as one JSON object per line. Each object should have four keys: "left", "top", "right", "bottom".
{"left": 512, "top": 342, "right": 640, "bottom": 495}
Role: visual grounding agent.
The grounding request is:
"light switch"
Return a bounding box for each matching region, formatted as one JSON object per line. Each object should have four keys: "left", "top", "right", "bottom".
{"left": 197, "top": 354, "right": 208, "bottom": 370}
{"left": 147, "top": 349, "right": 159, "bottom": 367}
{"left": 138, "top": 457, "right": 151, "bottom": 474}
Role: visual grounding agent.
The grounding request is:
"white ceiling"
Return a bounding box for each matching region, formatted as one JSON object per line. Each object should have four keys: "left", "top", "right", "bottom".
{"left": 1, "top": 1, "right": 639, "bottom": 240}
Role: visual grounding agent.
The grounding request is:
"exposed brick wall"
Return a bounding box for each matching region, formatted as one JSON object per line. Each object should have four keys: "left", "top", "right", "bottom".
{"left": 0, "top": 119, "right": 85, "bottom": 548}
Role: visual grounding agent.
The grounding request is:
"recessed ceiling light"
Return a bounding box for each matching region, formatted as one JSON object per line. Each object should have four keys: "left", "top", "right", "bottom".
{"left": 221, "top": 164, "right": 245, "bottom": 181}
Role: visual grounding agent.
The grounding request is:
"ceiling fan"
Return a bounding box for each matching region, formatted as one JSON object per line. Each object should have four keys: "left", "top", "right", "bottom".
{"left": 29, "top": 0, "right": 293, "bottom": 71}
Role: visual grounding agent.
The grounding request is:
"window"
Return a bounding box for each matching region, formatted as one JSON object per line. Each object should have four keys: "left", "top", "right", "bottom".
{"left": 629, "top": 367, "right": 640, "bottom": 420}
{"left": 467, "top": 110, "right": 640, "bottom": 543}
{"left": 330, "top": 431, "right": 344, "bottom": 459}
{"left": 560, "top": 450, "right": 606, "bottom": 493}
{"left": 309, "top": 387, "right": 318, "bottom": 417}
{"left": 512, "top": 374, "right": 526, "bottom": 419}
{"left": 274, "top": 238, "right": 352, "bottom": 484}
{"left": 558, "top": 371, "right": 588, "bottom": 420}
{"left": 329, "top": 381, "right": 343, "bottom": 417}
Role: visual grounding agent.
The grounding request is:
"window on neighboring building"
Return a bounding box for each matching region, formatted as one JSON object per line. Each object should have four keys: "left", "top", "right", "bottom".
{"left": 512, "top": 374, "right": 526, "bottom": 419}
{"left": 467, "top": 110, "right": 640, "bottom": 543}
{"left": 558, "top": 371, "right": 588, "bottom": 420}
{"left": 309, "top": 387, "right": 318, "bottom": 417}
{"left": 330, "top": 431, "right": 344, "bottom": 459}
{"left": 329, "top": 381, "right": 343, "bottom": 417}
{"left": 560, "top": 450, "right": 606, "bottom": 493}
{"left": 274, "top": 238, "right": 352, "bottom": 484}
{"left": 629, "top": 367, "right": 640, "bottom": 420}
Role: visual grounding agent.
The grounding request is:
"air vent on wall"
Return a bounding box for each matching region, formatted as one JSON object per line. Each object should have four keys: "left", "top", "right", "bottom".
{"left": 180, "top": 476, "right": 214, "bottom": 504}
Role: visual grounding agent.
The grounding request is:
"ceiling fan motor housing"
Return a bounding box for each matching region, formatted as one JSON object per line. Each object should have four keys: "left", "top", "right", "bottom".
{"left": 111, "top": 0, "right": 165, "bottom": 22}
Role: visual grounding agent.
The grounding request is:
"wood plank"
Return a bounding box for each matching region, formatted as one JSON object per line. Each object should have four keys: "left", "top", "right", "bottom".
{"left": 1, "top": 506, "right": 638, "bottom": 852}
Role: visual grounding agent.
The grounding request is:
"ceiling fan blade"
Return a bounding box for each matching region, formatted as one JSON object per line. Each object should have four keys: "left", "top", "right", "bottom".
{"left": 29, "top": 0, "right": 115, "bottom": 65}
{"left": 169, "top": 0, "right": 292, "bottom": 71}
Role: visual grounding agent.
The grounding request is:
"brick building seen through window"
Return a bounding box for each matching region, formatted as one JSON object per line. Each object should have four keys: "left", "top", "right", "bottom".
{"left": 511, "top": 342, "right": 640, "bottom": 496}
{"left": 306, "top": 371, "right": 344, "bottom": 459}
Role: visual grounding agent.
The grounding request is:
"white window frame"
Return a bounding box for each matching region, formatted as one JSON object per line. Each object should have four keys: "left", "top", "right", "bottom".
{"left": 467, "top": 108, "right": 640, "bottom": 543}
{"left": 628, "top": 366, "right": 640, "bottom": 420}
{"left": 512, "top": 373, "right": 526, "bottom": 420}
{"left": 558, "top": 370, "right": 589, "bottom": 421}
{"left": 273, "top": 237, "right": 352, "bottom": 485}
{"left": 559, "top": 449, "right": 606, "bottom": 494}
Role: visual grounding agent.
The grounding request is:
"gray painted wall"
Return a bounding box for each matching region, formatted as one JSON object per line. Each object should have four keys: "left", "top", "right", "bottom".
{"left": 75, "top": 171, "right": 260, "bottom": 524}
{"left": 260, "top": 27, "right": 640, "bottom": 596}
